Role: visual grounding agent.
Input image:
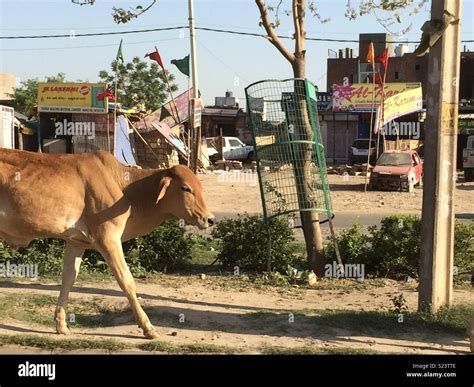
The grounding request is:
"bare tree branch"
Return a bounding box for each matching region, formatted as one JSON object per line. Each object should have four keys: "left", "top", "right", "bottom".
{"left": 295, "top": 0, "right": 306, "bottom": 56}
{"left": 292, "top": 1, "right": 302, "bottom": 55}
{"left": 256, "top": 0, "right": 295, "bottom": 63}
{"left": 345, "top": 0, "right": 428, "bottom": 34}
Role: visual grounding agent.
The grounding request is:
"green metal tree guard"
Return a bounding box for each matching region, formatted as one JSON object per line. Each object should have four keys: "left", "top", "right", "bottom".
{"left": 245, "top": 78, "right": 342, "bottom": 272}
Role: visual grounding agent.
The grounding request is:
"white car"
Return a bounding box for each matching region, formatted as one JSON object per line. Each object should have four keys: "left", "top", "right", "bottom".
{"left": 349, "top": 138, "right": 377, "bottom": 165}
{"left": 207, "top": 136, "right": 254, "bottom": 162}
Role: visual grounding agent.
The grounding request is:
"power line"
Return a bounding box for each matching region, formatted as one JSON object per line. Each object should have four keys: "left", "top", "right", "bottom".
{"left": 1, "top": 25, "right": 473, "bottom": 43}
{"left": 0, "top": 38, "right": 181, "bottom": 52}
{"left": 0, "top": 26, "right": 187, "bottom": 39}
{"left": 195, "top": 39, "right": 251, "bottom": 85}
{"left": 0, "top": 22, "right": 185, "bottom": 32}
{"left": 196, "top": 27, "right": 474, "bottom": 44}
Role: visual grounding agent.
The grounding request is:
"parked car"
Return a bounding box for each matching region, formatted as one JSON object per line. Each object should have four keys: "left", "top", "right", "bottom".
{"left": 349, "top": 138, "right": 376, "bottom": 165}
{"left": 463, "top": 135, "right": 474, "bottom": 182}
{"left": 369, "top": 150, "right": 423, "bottom": 192}
{"left": 207, "top": 136, "right": 254, "bottom": 162}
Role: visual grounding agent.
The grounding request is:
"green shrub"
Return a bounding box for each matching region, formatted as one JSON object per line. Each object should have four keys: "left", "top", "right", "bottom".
{"left": 369, "top": 215, "right": 421, "bottom": 279}
{"left": 326, "top": 215, "right": 474, "bottom": 280}
{"left": 211, "top": 214, "right": 298, "bottom": 273}
{"left": 0, "top": 239, "right": 65, "bottom": 277}
{"left": 325, "top": 221, "right": 367, "bottom": 266}
{"left": 122, "top": 220, "right": 194, "bottom": 273}
{"left": 453, "top": 222, "right": 474, "bottom": 275}
{"left": 0, "top": 221, "right": 195, "bottom": 277}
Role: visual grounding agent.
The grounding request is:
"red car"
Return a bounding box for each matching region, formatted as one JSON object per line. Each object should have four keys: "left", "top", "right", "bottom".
{"left": 369, "top": 150, "right": 423, "bottom": 192}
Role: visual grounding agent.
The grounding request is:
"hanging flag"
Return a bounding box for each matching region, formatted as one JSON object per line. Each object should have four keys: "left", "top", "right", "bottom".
{"left": 171, "top": 55, "right": 190, "bottom": 77}
{"left": 376, "top": 48, "right": 389, "bottom": 72}
{"left": 160, "top": 106, "right": 172, "bottom": 121}
{"left": 116, "top": 39, "right": 124, "bottom": 63}
{"left": 97, "top": 88, "right": 115, "bottom": 101}
{"left": 366, "top": 42, "right": 375, "bottom": 67}
{"left": 145, "top": 47, "right": 165, "bottom": 70}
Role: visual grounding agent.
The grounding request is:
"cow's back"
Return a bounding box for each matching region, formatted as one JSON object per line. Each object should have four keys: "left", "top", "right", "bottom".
{"left": 0, "top": 149, "right": 125, "bottom": 243}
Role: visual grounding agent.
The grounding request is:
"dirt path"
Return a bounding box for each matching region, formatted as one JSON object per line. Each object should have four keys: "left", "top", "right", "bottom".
{"left": 0, "top": 278, "right": 471, "bottom": 354}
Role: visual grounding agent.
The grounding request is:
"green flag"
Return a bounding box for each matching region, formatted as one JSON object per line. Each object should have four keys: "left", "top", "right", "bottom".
{"left": 116, "top": 39, "right": 124, "bottom": 62}
{"left": 160, "top": 106, "right": 172, "bottom": 121}
{"left": 171, "top": 55, "right": 190, "bottom": 77}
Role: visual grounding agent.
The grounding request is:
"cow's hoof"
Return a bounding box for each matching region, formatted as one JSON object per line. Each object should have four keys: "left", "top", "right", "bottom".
{"left": 144, "top": 328, "right": 159, "bottom": 340}
{"left": 56, "top": 324, "right": 71, "bottom": 335}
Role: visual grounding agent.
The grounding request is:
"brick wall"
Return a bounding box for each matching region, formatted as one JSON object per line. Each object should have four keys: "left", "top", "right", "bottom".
{"left": 133, "top": 131, "right": 179, "bottom": 168}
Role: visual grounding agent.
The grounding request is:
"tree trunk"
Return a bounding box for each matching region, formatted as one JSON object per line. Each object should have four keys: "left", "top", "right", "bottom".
{"left": 292, "top": 56, "right": 326, "bottom": 277}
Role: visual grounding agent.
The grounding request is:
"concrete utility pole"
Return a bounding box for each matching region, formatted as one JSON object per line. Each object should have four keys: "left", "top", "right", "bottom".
{"left": 419, "top": 0, "right": 462, "bottom": 313}
{"left": 188, "top": 0, "right": 201, "bottom": 172}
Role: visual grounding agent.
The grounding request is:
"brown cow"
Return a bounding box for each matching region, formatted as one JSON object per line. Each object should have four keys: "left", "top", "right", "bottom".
{"left": 0, "top": 149, "right": 214, "bottom": 339}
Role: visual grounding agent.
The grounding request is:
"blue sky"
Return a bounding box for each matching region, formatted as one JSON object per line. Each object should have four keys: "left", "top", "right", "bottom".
{"left": 1, "top": 0, "right": 473, "bottom": 107}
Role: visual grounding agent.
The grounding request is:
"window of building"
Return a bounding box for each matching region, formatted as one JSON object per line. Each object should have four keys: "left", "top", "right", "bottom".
{"left": 395, "top": 71, "right": 401, "bottom": 80}
{"left": 415, "top": 64, "right": 421, "bottom": 71}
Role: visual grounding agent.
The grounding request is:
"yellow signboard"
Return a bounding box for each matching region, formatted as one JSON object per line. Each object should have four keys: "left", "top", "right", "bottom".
{"left": 381, "top": 87, "right": 423, "bottom": 126}
{"left": 37, "top": 83, "right": 108, "bottom": 114}
{"left": 332, "top": 82, "right": 421, "bottom": 112}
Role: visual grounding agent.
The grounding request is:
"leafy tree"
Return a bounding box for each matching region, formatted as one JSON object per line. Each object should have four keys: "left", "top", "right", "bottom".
{"left": 9, "top": 73, "right": 66, "bottom": 115}
{"left": 98, "top": 56, "right": 177, "bottom": 112}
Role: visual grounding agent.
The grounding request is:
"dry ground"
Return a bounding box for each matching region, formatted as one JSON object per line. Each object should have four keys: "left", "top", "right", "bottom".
{"left": 0, "top": 276, "right": 472, "bottom": 354}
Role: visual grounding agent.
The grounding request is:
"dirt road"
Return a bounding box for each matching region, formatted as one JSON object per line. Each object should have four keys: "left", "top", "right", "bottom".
{"left": 199, "top": 171, "right": 474, "bottom": 218}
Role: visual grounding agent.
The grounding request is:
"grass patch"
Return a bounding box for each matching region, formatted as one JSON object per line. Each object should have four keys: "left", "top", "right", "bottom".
{"left": 0, "top": 334, "right": 128, "bottom": 352}
{"left": 68, "top": 299, "right": 132, "bottom": 328}
{"left": 243, "top": 304, "right": 474, "bottom": 338}
{"left": 76, "top": 271, "right": 113, "bottom": 282}
{"left": 432, "top": 303, "right": 474, "bottom": 333}
{"left": 138, "top": 341, "right": 242, "bottom": 354}
{"left": 0, "top": 292, "right": 200, "bottom": 330}
{"left": 261, "top": 346, "right": 383, "bottom": 355}
{"left": 0, "top": 294, "right": 56, "bottom": 327}
{"left": 0, "top": 293, "right": 133, "bottom": 329}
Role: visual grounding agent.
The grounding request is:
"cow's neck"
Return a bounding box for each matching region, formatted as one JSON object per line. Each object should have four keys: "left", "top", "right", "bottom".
{"left": 119, "top": 166, "right": 163, "bottom": 186}
{"left": 119, "top": 166, "right": 172, "bottom": 239}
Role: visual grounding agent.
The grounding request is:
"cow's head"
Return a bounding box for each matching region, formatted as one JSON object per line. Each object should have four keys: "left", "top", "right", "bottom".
{"left": 156, "top": 165, "right": 215, "bottom": 229}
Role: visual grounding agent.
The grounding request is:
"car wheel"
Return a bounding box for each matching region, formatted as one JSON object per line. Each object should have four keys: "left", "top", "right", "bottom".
{"left": 465, "top": 169, "right": 474, "bottom": 182}
{"left": 246, "top": 151, "right": 255, "bottom": 163}
{"left": 415, "top": 174, "right": 423, "bottom": 187}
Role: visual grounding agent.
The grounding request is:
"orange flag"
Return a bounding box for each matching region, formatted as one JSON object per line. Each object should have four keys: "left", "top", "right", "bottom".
{"left": 376, "top": 48, "right": 389, "bottom": 73}
{"left": 366, "top": 42, "right": 375, "bottom": 67}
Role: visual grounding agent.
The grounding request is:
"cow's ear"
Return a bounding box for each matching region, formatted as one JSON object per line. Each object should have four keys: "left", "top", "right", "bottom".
{"left": 156, "top": 176, "right": 172, "bottom": 204}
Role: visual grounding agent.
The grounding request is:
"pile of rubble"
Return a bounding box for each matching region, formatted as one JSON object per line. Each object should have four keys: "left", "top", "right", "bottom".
{"left": 214, "top": 160, "right": 257, "bottom": 171}
{"left": 327, "top": 163, "right": 373, "bottom": 177}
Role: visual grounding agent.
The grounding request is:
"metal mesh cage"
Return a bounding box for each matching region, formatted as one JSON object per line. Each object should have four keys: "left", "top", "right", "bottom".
{"left": 245, "top": 78, "right": 332, "bottom": 226}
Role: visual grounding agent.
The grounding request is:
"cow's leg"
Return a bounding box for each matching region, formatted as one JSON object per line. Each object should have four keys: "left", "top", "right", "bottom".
{"left": 97, "top": 236, "right": 158, "bottom": 339}
{"left": 55, "top": 243, "right": 84, "bottom": 335}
